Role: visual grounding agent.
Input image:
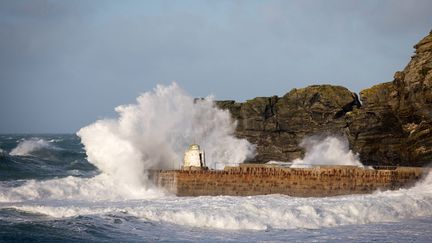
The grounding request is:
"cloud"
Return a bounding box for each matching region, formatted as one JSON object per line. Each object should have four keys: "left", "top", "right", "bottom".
{"left": 0, "top": 0, "right": 431, "bottom": 132}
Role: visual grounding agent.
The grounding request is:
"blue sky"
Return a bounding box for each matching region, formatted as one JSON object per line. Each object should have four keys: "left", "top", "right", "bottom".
{"left": 0, "top": 0, "right": 431, "bottom": 133}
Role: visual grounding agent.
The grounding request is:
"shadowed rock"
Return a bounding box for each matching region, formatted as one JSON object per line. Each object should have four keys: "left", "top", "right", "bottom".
{"left": 216, "top": 85, "right": 361, "bottom": 163}
{"left": 216, "top": 31, "right": 432, "bottom": 166}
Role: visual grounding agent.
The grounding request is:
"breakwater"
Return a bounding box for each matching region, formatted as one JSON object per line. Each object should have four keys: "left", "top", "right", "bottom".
{"left": 149, "top": 164, "right": 429, "bottom": 197}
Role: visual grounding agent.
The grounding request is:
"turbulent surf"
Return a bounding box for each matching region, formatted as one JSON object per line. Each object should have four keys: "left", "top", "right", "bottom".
{"left": 1, "top": 84, "right": 432, "bottom": 242}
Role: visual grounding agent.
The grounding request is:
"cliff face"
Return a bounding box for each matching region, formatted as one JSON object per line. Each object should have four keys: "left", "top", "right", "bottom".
{"left": 217, "top": 31, "right": 432, "bottom": 166}
{"left": 350, "top": 32, "right": 432, "bottom": 166}
{"left": 217, "top": 85, "right": 361, "bottom": 162}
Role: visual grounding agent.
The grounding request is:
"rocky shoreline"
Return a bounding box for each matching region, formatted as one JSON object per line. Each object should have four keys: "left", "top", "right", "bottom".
{"left": 217, "top": 31, "right": 432, "bottom": 166}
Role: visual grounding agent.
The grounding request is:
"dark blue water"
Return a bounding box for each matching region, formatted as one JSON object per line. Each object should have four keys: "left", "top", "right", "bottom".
{"left": 1, "top": 206, "right": 432, "bottom": 242}
{"left": 1, "top": 134, "right": 432, "bottom": 242}
{"left": 0, "top": 135, "right": 96, "bottom": 181}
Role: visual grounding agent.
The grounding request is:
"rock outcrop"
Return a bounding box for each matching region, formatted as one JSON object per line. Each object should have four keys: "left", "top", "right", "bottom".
{"left": 216, "top": 31, "right": 432, "bottom": 166}
{"left": 217, "top": 85, "right": 361, "bottom": 162}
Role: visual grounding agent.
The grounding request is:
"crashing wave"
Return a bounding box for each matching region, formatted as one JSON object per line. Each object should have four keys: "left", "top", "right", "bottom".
{"left": 291, "top": 136, "right": 363, "bottom": 168}
{"left": 9, "top": 138, "right": 58, "bottom": 156}
{"left": 77, "top": 82, "right": 255, "bottom": 188}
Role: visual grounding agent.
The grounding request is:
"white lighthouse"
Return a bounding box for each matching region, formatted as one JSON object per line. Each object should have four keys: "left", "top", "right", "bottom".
{"left": 183, "top": 144, "right": 207, "bottom": 170}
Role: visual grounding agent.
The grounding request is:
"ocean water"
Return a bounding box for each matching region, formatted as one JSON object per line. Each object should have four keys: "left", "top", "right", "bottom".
{"left": 1, "top": 134, "right": 432, "bottom": 242}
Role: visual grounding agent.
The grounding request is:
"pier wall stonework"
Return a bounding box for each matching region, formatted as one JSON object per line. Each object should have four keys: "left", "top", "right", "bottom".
{"left": 149, "top": 165, "right": 429, "bottom": 197}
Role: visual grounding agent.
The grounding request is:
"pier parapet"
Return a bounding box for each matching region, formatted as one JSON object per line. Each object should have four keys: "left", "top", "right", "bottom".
{"left": 149, "top": 164, "right": 430, "bottom": 197}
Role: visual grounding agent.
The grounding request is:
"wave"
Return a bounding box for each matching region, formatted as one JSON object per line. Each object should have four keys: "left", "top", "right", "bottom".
{"left": 0, "top": 174, "right": 165, "bottom": 203}
{"left": 0, "top": 135, "right": 95, "bottom": 181}
{"left": 291, "top": 136, "right": 363, "bottom": 168}
{"left": 77, "top": 83, "right": 255, "bottom": 189}
{"left": 9, "top": 138, "right": 59, "bottom": 156}
{"left": 1, "top": 172, "right": 431, "bottom": 230}
{"left": 48, "top": 138, "right": 63, "bottom": 143}
{"left": 1, "top": 83, "right": 430, "bottom": 231}
{"left": 0, "top": 155, "right": 96, "bottom": 181}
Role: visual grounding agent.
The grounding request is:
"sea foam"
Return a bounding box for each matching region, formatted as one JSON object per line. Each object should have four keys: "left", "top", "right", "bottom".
{"left": 2, "top": 83, "right": 431, "bottom": 231}
{"left": 2, "top": 173, "right": 432, "bottom": 230}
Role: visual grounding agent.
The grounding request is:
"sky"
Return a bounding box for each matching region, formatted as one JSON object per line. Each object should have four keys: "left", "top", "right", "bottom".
{"left": 0, "top": 0, "right": 431, "bottom": 133}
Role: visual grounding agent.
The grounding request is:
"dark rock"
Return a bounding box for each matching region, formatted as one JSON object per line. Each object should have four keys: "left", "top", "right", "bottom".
{"left": 349, "top": 32, "right": 432, "bottom": 166}
{"left": 217, "top": 85, "right": 360, "bottom": 162}
{"left": 216, "top": 31, "right": 432, "bottom": 166}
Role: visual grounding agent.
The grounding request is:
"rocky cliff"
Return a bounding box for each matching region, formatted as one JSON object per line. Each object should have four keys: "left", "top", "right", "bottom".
{"left": 216, "top": 31, "right": 432, "bottom": 166}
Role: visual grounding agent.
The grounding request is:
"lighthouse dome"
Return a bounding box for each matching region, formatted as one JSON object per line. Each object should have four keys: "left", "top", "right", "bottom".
{"left": 189, "top": 144, "right": 200, "bottom": 150}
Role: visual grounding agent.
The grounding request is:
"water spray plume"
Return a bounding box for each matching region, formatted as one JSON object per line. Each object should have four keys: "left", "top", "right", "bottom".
{"left": 77, "top": 82, "right": 255, "bottom": 188}
{"left": 291, "top": 136, "right": 363, "bottom": 168}
{"left": 10, "top": 138, "right": 56, "bottom": 156}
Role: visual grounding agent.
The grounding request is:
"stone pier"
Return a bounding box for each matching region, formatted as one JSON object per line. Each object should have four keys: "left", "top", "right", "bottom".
{"left": 149, "top": 164, "right": 429, "bottom": 197}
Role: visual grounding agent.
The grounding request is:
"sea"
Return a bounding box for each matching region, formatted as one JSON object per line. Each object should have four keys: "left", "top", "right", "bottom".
{"left": 0, "top": 134, "right": 432, "bottom": 242}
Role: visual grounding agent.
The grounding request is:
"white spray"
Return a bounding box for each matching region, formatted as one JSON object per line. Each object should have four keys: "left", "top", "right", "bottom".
{"left": 2, "top": 171, "right": 432, "bottom": 230}
{"left": 10, "top": 138, "right": 56, "bottom": 156}
{"left": 77, "top": 83, "right": 255, "bottom": 188}
{"left": 1, "top": 84, "right": 432, "bottom": 230}
{"left": 291, "top": 136, "right": 363, "bottom": 168}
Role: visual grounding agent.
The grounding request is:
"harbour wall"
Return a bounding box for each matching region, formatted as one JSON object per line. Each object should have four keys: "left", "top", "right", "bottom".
{"left": 149, "top": 164, "right": 429, "bottom": 197}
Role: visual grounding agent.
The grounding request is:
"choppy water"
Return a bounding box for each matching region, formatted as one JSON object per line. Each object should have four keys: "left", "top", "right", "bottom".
{"left": 1, "top": 134, "right": 432, "bottom": 242}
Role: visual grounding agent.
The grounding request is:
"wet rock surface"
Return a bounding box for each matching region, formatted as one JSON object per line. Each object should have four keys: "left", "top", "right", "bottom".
{"left": 216, "top": 31, "right": 432, "bottom": 166}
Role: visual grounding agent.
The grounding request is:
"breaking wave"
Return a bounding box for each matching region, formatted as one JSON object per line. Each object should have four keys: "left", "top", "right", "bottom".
{"left": 0, "top": 174, "right": 164, "bottom": 203}
{"left": 1, "top": 83, "right": 255, "bottom": 203}
{"left": 1, "top": 172, "right": 431, "bottom": 230}
{"left": 1, "top": 84, "right": 431, "bottom": 232}
{"left": 77, "top": 82, "right": 255, "bottom": 188}
{"left": 9, "top": 138, "right": 58, "bottom": 156}
{"left": 291, "top": 136, "right": 363, "bottom": 168}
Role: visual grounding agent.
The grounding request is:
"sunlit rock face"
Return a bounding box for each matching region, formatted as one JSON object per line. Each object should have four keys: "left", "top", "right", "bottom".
{"left": 216, "top": 85, "right": 360, "bottom": 163}
{"left": 217, "top": 31, "right": 432, "bottom": 166}
{"left": 348, "top": 31, "right": 432, "bottom": 166}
